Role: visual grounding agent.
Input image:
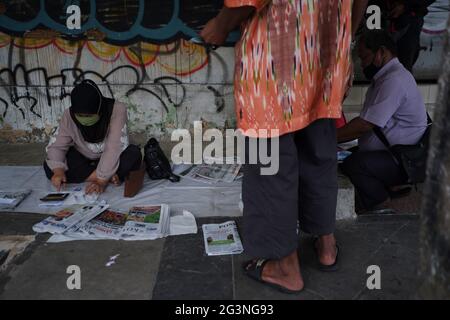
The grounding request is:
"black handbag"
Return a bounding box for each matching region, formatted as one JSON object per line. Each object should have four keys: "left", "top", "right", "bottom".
{"left": 143, "top": 138, "right": 180, "bottom": 182}
{"left": 373, "top": 114, "right": 432, "bottom": 184}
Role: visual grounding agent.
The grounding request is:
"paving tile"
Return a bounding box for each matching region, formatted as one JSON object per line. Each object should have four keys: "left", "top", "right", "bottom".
{"left": 153, "top": 218, "right": 234, "bottom": 300}
{"left": 294, "top": 220, "right": 408, "bottom": 300}
{"left": 0, "top": 238, "right": 166, "bottom": 300}
{"left": 356, "top": 221, "right": 420, "bottom": 300}
{"left": 0, "top": 212, "right": 50, "bottom": 235}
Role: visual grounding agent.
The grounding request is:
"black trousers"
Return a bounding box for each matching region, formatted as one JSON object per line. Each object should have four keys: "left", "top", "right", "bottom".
{"left": 394, "top": 16, "right": 424, "bottom": 72}
{"left": 44, "top": 145, "right": 142, "bottom": 183}
{"left": 341, "top": 150, "right": 408, "bottom": 210}
{"left": 242, "top": 119, "right": 338, "bottom": 260}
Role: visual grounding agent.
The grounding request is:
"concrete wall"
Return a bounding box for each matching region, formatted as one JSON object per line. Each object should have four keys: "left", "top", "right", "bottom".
{"left": 0, "top": 36, "right": 236, "bottom": 143}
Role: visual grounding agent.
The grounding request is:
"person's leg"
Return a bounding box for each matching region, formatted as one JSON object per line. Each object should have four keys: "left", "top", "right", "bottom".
{"left": 341, "top": 150, "right": 408, "bottom": 209}
{"left": 242, "top": 133, "right": 303, "bottom": 291}
{"left": 396, "top": 17, "right": 424, "bottom": 72}
{"left": 295, "top": 118, "right": 338, "bottom": 266}
{"left": 115, "top": 145, "right": 142, "bottom": 182}
{"left": 44, "top": 147, "right": 96, "bottom": 183}
{"left": 65, "top": 147, "right": 98, "bottom": 183}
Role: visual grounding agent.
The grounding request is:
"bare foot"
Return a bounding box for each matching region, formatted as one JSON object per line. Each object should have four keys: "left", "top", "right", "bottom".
{"left": 110, "top": 174, "right": 121, "bottom": 186}
{"left": 315, "top": 234, "right": 337, "bottom": 266}
{"left": 247, "top": 251, "right": 304, "bottom": 292}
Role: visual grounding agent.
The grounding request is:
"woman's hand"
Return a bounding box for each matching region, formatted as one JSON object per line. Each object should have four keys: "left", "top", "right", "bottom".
{"left": 85, "top": 178, "right": 108, "bottom": 194}
{"left": 51, "top": 168, "right": 67, "bottom": 191}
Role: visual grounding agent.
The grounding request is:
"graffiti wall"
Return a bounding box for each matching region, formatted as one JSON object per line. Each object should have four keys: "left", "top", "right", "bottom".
{"left": 0, "top": 0, "right": 236, "bottom": 142}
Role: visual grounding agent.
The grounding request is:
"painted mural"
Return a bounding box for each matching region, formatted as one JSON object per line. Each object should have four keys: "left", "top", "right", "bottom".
{"left": 0, "top": 0, "right": 237, "bottom": 142}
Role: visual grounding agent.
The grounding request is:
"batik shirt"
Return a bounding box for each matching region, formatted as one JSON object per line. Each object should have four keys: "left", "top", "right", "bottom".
{"left": 225, "top": 0, "right": 352, "bottom": 137}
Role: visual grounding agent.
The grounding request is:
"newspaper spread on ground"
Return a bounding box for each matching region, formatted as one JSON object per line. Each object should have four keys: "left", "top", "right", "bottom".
{"left": 32, "top": 204, "right": 109, "bottom": 234}
{"left": 37, "top": 204, "right": 170, "bottom": 241}
{"left": 0, "top": 189, "right": 32, "bottom": 211}
{"left": 180, "top": 162, "right": 241, "bottom": 183}
{"left": 120, "top": 205, "right": 170, "bottom": 240}
{"left": 47, "top": 209, "right": 195, "bottom": 243}
{"left": 76, "top": 208, "right": 129, "bottom": 239}
{"left": 202, "top": 221, "right": 243, "bottom": 256}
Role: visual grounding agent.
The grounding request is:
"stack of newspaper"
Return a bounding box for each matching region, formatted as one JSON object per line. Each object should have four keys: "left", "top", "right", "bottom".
{"left": 0, "top": 189, "right": 32, "bottom": 211}
{"left": 32, "top": 204, "right": 170, "bottom": 241}
{"left": 202, "top": 221, "right": 244, "bottom": 256}
{"left": 180, "top": 162, "right": 241, "bottom": 183}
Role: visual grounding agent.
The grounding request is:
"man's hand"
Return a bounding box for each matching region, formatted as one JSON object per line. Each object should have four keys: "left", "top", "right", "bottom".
{"left": 85, "top": 178, "right": 108, "bottom": 195}
{"left": 51, "top": 168, "right": 67, "bottom": 191}
{"left": 389, "top": 3, "right": 406, "bottom": 19}
{"left": 337, "top": 117, "right": 375, "bottom": 143}
{"left": 200, "top": 16, "right": 230, "bottom": 47}
{"left": 200, "top": 6, "right": 255, "bottom": 47}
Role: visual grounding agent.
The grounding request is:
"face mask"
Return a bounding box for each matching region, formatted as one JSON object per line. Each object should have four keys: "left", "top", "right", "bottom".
{"left": 75, "top": 114, "right": 100, "bottom": 126}
{"left": 363, "top": 56, "right": 383, "bottom": 80}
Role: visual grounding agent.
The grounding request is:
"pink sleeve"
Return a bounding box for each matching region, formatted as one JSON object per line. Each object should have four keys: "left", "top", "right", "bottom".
{"left": 224, "top": 0, "right": 270, "bottom": 11}
{"left": 45, "top": 111, "right": 74, "bottom": 171}
{"left": 96, "top": 103, "right": 128, "bottom": 181}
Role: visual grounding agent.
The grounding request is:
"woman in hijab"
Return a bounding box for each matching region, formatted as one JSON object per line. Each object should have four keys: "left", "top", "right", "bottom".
{"left": 44, "top": 79, "right": 142, "bottom": 194}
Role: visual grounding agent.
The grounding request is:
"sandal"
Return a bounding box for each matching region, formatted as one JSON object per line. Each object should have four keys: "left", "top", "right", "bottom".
{"left": 243, "top": 259, "right": 303, "bottom": 294}
{"left": 313, "top": 238, "right": 340, "bottom": 272}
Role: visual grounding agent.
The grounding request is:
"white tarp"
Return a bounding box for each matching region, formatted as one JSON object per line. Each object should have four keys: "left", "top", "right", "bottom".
{"left": 0, "top": 165, "right": 242, "bottom": 218}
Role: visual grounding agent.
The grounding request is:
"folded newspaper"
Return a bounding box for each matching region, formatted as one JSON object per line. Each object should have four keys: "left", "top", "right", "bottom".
{"left": 180, "top": 163, "right": 241, "bottom": 183}
{"left": 76, "top": 208, "right": 129, "bottom": 239}
{"left": 32, "top": 204, "right": 109, "bottom": 234}
{"left": 120, "top": 205, "right": 170, "bottom": 240}
{"left": 202, "top": 221, "right": 243, "bottom": 256}
{"left": 0, "top": 189, "right": 31, "bottom": 211}
{"left": 32, "top": 204, "right": 170, "bottom": 241}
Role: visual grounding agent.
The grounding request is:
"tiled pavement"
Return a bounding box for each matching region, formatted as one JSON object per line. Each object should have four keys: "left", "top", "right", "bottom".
{"left": 0, "top": 212, "right": 420, "bottom": 300}
{"left": 0, "top": 143, "right": 422, "bottom": 300}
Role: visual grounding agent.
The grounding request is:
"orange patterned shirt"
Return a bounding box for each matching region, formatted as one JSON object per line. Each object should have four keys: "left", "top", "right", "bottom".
{"left": 225, "top": 0, "right": 352, "bottom": 137}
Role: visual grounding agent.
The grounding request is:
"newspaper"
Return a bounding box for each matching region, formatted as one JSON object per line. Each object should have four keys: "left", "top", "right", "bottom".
{"left": 121, "top": 205, "right": 170, "bottom": 240}
{"left": 337, "top": 150, "right": 352, "bottom": 162}
{"left": 47, "top": 209, "right": 196, "bottom": 243}
{"left": 76, "top": 208, "right": 129, "bottom": 239}
{"left": 0, "top": 189, "right": 31, "bottom": 211}
{"left": 202, "top": 221, "right": 243, "bottom": 256}
{"left": 32, "top": 204, "right": 109, "bottom": 234}
{"left": 180, "top": 163, "right": 241, "bottom": 183}
{"left": 38, "top": 204, "right": 171, "bottom": 241}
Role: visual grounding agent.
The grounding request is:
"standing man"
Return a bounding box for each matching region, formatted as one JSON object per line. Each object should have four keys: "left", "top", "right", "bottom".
{"left": 201, "top": 1, "right": 368, "bottom": 293}
{"left": 371, "top": 0, "right": 436, "bottom": 72}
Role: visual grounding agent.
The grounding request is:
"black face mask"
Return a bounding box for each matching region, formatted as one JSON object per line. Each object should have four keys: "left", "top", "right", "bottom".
{"left": 363, "top": 57, "right": 383, "bottom": 81}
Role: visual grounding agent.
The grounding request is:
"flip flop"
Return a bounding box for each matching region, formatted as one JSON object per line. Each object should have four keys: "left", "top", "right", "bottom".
{"left": 313, "top": 238, "right": 340, "bottom": 272}
{"left": 243, "top": 259, "right": 303, "bottom": 294}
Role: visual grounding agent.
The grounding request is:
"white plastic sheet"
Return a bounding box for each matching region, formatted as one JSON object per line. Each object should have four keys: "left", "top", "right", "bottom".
{"left": 0, "top": 166, "right": 242, "bottom": 218}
